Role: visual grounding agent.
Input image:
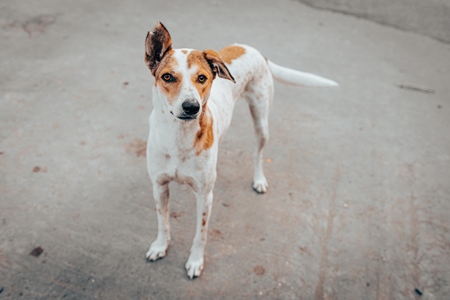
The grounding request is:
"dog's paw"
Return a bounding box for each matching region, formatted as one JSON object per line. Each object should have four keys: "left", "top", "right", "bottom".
{"left": 185, "top": 255, "right": 204, "bottom": 279}
{"left": 145, "top": 240, "right": 168, "bottom": 261}
{"left": 252, "top": 177, "right": 268, "bottom": 194}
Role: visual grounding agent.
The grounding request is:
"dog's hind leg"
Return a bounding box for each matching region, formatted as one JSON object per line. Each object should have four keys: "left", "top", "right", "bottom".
{"left": 146, "top": 182, "right": 171, "bottom": 261}
{"left": 245, "top": 75, "right": 274, "bottom": 194}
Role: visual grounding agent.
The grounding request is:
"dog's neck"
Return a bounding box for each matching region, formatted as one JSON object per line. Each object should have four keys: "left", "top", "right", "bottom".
{"left": 151, "top": 90, "right": 205, "bottom": 154}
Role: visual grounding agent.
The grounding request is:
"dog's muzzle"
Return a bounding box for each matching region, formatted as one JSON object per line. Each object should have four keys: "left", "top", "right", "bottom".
{"left": 178, "top": 99, "right": 200, "bottom": 121}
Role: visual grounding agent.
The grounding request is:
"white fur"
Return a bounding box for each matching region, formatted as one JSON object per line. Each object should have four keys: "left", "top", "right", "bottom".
{"left": 145, "top": 44, "right": 337, "bottom": 278}
{"left": 268, "top": 60, "right": 338, "bottom": 87}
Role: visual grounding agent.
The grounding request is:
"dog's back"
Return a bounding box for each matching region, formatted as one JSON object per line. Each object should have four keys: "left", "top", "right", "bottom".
{"left": 205, "top": 44, "right": 272, "bottom": 139}
{"left": 208, "top": 44, "right": 338, "bottom": 139}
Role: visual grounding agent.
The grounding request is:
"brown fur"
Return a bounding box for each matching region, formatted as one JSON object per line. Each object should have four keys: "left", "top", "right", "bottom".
{"left": 187, "top": 50, "right": 215, "bottom": 102}
{"left": 203, "top": 49, "right": 235, "bottom": 83}
{"left": 218, "top": 45, "right": 246, "bottom": 64}
{"left": 153, "top": 51, "right": 182, "bottom": 104}
{"left": 186, "top": 51, "right": 217, "bottom": 156}
{"left": 194, "top": 107, "right": 214, "bottom": 155}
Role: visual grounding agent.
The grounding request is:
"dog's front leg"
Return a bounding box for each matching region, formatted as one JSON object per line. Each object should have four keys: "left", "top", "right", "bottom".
{"left": 146, "top": 182, "right": 170, "bottom": 261}
{"left": 185, "top": 189, "right": 213, "bottom": 279}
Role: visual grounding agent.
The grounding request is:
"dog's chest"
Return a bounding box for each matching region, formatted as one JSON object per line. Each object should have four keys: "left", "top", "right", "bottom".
{"left": 148, "top": 143, "right": 210, "bottom": 191}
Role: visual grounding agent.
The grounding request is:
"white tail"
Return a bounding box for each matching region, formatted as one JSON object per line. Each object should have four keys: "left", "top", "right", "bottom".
{"left": 268, "top": 60, "right": 338, "bottom": 87}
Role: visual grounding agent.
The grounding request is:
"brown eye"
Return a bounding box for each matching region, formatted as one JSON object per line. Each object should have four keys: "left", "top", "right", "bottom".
{"left": 198, "top": 75, "right": 207, "bottom": 84}
{"left": 162, "top": 73, "right": 174, "bottom": 82}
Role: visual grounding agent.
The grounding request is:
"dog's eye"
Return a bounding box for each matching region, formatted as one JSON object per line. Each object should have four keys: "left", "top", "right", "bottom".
{"left": 162, "top": 73, "right": 174, "bottom": 82}
{"left": 198, "top": 75, "right": 207, "bottom": 84}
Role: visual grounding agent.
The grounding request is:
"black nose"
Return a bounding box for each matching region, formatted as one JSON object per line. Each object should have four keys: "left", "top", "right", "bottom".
{"left": 181, "top": 100, "right": 200, "bottom": 116}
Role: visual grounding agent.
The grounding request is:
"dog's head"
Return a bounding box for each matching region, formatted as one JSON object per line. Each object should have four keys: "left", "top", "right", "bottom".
{"left": 144, "top": 22, "right": 235, "bottom": 121}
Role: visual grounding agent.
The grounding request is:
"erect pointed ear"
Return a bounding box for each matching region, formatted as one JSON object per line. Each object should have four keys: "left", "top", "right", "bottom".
{"left": 144, "top": 22, "right": 172, "bottom": 75}
{"left": 203, "top": 50, "right": 235, "bottom": 83}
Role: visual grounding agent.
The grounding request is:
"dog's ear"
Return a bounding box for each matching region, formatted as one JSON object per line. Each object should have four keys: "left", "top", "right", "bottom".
{"left": 203, "top": 50, "right": 235, "bottom": 83}
{"left": 145, "top": 22, "right": 172, "bottom": 75}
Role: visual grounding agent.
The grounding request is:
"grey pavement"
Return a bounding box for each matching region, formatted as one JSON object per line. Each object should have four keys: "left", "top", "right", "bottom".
{"left": 1, "top": 0, "right": 450, "bottom": 299}
{"left": 299, "top": 0, "right": 450, "bottom": 43}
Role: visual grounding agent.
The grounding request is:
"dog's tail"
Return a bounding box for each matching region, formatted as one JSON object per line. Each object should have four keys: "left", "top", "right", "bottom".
{"left": 267, "top": 60, "right": 338, "bottom": 87}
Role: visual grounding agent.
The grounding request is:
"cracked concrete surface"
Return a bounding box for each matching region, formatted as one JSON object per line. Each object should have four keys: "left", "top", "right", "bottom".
{"left": 1, "top": 0, "right": 450, "bottom": 299}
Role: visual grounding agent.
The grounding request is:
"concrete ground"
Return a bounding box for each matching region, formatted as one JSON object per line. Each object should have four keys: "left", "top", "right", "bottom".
{"left": 1, "top": 0, "right": 449, "bottom": 299}
{"left": 299, "top": 0, "right": 450, "bottom": 43}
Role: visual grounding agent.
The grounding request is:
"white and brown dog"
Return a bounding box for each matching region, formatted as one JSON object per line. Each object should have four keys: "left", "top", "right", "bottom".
{"left": 144, "top": 22, "right": 337, "bottom": 279}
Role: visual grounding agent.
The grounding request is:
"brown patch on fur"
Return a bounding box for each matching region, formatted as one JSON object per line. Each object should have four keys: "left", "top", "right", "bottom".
{"left": 153, "top": 51, "right": 182, "bottom": 104}
{"left": 187, "top": 51, "right": 214, "bottom": 76}
{"left": 177, "top": 176, "right": 197, "bottom": 192}
{"left": 187, "top": 50, "right": 215, "bottom": 101}
{"left": 153, "top": 49, "right": 176, "bottom": 78}
{"left": 156, "top": 174, "right": 171, "bottom": 186}
{"left": 202, "top": 218, "right": 206, "bottom": 226}
{"left": 194, "top": 107, "right": 214, "bottom": 155}
{"left": 218, "top": 45, "right": 246, "bottom": 64}
{"left": 203, "top": 49, "right": 235, "bottom": 82}
{"left": 181, "top": 49, "right": 187, "bottom": 54}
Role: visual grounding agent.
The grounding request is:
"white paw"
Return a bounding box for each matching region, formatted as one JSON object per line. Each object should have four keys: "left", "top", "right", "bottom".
{"left": 145, "top": 240, "right": 168, "bottom": 261}
{"left": 253, "top": 177, "right": 268, "bottom": 194}
{"left": 185, "top": 255, "right": 204, "bottom": 279}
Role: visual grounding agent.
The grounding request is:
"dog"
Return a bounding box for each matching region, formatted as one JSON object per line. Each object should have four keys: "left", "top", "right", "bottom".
{"left": 143, "top": 22, "right": 337, "bottom": 279}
